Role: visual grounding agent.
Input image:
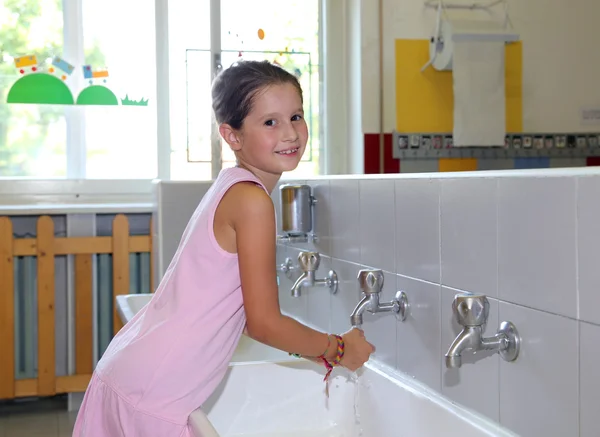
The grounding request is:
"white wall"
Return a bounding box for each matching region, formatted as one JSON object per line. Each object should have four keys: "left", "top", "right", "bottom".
{"left": 322, "top": 0, "right": 365, "bottom": 175}
{"left": 152, "top": 181, "right": 212, "bottom": 283}
{"left": 276, "top": 168, "right": 600, "bottom": 437}
{"left": 360, "top": 0, "right": 600, "bottom": 133}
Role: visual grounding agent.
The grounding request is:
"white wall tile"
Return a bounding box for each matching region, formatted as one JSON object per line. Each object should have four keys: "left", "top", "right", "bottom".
{"left": 395, "top": 179, "right": 440, "bottom": 283}
{"left": 396, "top": 275, "right": 441, "bottom": 391}
{"left": 580, "top": 321, "right": 600, "bottom": 437}
{"left": 330, "top": 259, "right": 362, "bottom": 335}
{"left": 305, "top": 255, "right": 333, "bottom": 333}
{"left": 308, "top": 180, "right": 331, "bottom": 256}
{"left": 441, "top": 288, "right": 500, "bottom": 421}
{"left": 277, "top": 172, "right": 594, "bottom": 436}
{"left": 276, "top": 244, "right": 288, "bottom": 282}
{"left": 330, "top": 180, "right": 361, "bottom": 264}
{"left": 577, "top": 176, "right": 600, "bottom": 324}
{"left": 441, "top": 178, "right": 498, "bottom": 296}
{"left": 360, "top": 180, "right": 396, "bottom": 272}
{"left": 498, "top": 177, "right": 577, "bottom": 318}
{"left": 499, "top": 302, "right": 579, "bottom": 437}
{"left": 360, "top": 269, "right": 398, "bottom": 368}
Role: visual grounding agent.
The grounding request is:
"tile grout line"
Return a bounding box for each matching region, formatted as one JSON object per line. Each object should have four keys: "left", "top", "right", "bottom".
{"left": 575, "top": 177, "right": 581, "bottom": 436}
{"left": 577, "top": 317, "right": 581, "bottom": 436}
{"left": 393, "top": 179, "right": 399, "bottom": 370}
{"left": 575, "top": 177, "right": 580, "bottom": 322}
{"left": 358, "top": 180, "right": 362, "bottom": 275}
{"left": 438, "top": 179, "right": 444, "bottom": 396}
{"left": 496, "top": 177, "right": 502, "bottom": 425}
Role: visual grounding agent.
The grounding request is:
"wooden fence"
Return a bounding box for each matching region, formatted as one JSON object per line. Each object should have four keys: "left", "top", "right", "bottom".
{"left": 0, "top": 214, "right": 153, "bottom": 400}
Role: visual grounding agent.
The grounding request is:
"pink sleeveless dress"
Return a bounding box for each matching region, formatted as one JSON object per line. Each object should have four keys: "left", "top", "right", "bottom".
{"left": 73, "top": 167, "right": 269, "bottom": 436}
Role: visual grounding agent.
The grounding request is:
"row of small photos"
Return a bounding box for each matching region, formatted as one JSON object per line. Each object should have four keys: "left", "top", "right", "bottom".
{"left": 397, "top": 133, "right": 600, "bottom": 150}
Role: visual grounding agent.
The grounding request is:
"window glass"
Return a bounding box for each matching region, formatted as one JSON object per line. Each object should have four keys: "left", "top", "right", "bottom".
{"left": 82, "top": 0, "right": 157, "bottom": 179}
{"left": 220, "top": 0, "right": 321, "bottom": 178}
{"left": 172, "top": 0, "right": 321, "bottom": 180}
{"left": 0, "top": 0, "right": 66, "bottom": 177}
{"left": 168, "top": 0, "right": 212, "bottom": 180}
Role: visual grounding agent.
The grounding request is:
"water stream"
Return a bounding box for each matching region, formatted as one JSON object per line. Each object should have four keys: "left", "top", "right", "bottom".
{"left": 349, "top": 371, "right": 363, "bottom": 437}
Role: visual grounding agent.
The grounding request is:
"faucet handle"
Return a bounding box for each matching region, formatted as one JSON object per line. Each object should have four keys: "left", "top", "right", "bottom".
{"left": 297, "top": 251, "right": 320, "bottom": 272}
{"left": 357, "top": 269, "right": 384, "bottom": 295}
{"left": 452, "top": 294, "right": 489, "bottom": 327}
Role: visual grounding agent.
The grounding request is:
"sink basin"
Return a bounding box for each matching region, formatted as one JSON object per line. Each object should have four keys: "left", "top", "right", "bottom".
{"left": 115, "top": 293, "right": 153, "bottom": 324}
{"left": 115, "top": 292, "right": 289, "bottom": 436}
{"left": 114, "top": 293, "right": 289, "bottom": 363}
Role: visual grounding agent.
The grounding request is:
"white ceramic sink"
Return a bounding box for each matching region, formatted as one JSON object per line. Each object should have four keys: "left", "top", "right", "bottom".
{"left": 194, "top": 359, "right": 512, "bottom": 437}
{"left": 113, "top": 294, "right": 512, "bottom": 437}
{"left": 115, "top": 293, "right": 153, "bottom": 325}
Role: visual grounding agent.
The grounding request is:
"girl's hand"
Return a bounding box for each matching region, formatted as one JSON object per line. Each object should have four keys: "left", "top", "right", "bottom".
{"left": 339, "top": 328, "right": 375, "bottom": 372}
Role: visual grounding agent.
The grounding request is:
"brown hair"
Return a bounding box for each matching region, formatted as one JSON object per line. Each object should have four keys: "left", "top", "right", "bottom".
{"left": 211, "top": 60, "right": 303, "bottom": 130}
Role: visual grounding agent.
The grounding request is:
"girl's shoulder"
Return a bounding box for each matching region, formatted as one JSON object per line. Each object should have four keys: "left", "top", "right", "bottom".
{"left": 223, "top": 181, "right": 273, "bottom": 216}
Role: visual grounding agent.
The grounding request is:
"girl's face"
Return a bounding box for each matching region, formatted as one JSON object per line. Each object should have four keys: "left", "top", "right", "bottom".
{"left": 222, "top": 82, "right": 308, "bottom": 178}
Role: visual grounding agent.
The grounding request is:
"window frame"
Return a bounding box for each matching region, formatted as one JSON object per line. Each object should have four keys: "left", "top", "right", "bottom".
{"left": 63, "top": 0, "right": 86, "bottom": 179}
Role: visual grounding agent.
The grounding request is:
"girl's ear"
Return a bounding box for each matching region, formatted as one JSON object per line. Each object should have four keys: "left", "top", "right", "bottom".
{"left": 219, "top": 123, "right": 242, "bottom": 151}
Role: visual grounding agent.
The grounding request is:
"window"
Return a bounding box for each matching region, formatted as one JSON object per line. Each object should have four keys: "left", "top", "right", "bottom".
{"left": 0, "top": 0, "right": 325, "bottom": 181}
{"left": 0, "top": 0, "right": 66, "bottom": 177}
{"left": 166, "top": 0, "right": 211, "bottom": 181}
{"left": 169, "top": 0, "right": 322, "bottom": 181}
{"left": 0, "top": 0, "right": 157, "bottom": 179}
{"left": 81, "top": 0, "right": 157, "bottom": 179}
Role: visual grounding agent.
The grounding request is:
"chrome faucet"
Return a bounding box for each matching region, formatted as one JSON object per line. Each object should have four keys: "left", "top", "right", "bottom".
{"left": 290, "top": 251, "right": 338, "bottom": 297}
{"left": 445, "top": 294, "right": 521, "bottom": 369}
{"left": 277, "top": 257, "right": 295, "bottom": 277}
{"left": 349, "top": 269, "right": 409, "bottom": 327}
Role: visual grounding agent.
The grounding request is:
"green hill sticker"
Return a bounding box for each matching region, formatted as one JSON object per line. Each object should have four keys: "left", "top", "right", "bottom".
{"left": 76, "top": 85, "right": 119, "bottom": 105}
{"left": 7, "top": 73, "right": 74, "bottom": 104}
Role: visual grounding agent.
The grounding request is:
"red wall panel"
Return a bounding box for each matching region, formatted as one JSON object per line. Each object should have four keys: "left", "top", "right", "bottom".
{"left": 363, "top": 133, "right": 400, "bottom": 174}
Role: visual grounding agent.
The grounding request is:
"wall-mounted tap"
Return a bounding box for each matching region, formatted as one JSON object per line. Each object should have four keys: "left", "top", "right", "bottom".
{"left": 445, "top": 294, "right": 521, "bottom": 369}
{"left": 277, "top": 257, "right": 296, "bottom": 278}
{"left": 349, "top": 269, "right": 409, "bottom": 327}
{"left": 290, "top": 251, "right": 338, "bottom": 297}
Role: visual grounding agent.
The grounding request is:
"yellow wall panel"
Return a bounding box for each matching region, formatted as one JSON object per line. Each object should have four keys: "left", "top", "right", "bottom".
{"left": 438, "top": 158, "right": 478, "bottom": 172}
{"left": 505, "top": 42, "right": 523, "bottom": 133}
{"left": 395, "top": 39, "right": 523, "bottom": 134}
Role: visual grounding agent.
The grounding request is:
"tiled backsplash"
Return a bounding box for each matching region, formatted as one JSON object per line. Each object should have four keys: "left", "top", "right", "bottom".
{"left": 274, "top": 169, "right": 600, "bottom": 437}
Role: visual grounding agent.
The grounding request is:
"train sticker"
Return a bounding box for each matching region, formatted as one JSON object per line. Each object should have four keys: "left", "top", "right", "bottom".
{"left": 83, "top": 65, "right": 109, "bottom": 85}
{"left": 14, "top": 55, "right": 39, "bottom": 74}
{"left": 48, "top": 57, "right": 75, "bottom": 81}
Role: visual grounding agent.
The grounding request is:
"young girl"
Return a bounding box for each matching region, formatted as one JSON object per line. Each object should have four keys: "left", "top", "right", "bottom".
{"left": 72, "top": 60, "right": 375, "bottom": 436}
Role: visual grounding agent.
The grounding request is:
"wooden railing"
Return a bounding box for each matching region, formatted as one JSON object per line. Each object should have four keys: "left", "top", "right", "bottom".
{"left": 0, "top": 214, "right": 153, "bottom": 400}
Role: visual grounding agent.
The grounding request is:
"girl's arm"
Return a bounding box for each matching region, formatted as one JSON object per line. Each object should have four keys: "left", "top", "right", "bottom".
{"left": 229, "top": 182, "right": 334, "bottom": 359}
